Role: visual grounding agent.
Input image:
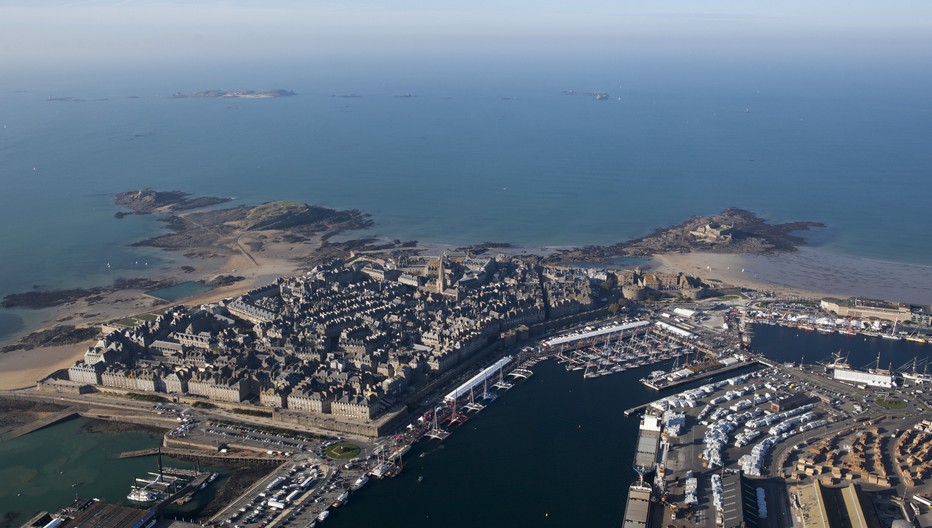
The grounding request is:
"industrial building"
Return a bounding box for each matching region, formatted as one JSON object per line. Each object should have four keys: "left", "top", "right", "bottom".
{"left": 541, "top": 320, "right": 650, "bottom": 347}
{"left": 833, "top": 367, "right": 895, "bottom": 389}
{"left": 772, "top": 392, "right": 816, "bottom": 413}
{"left": 798, "top": 482, "right": 879, "bottom": 528}
{"left": 820, "top": 297, "right": 911, "bottom": 323}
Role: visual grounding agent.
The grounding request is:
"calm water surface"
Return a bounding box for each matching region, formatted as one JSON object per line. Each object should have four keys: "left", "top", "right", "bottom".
{"left": 1, "top": 58, "right": 931, "bottom": 340}
{"left": 1, "top": 327, "right": 926, "bottom": 526}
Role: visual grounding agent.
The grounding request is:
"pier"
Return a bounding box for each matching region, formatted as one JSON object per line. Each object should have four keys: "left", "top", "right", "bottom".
{"left": 119, "top": 447, "right": 283, "bottom": 465}
{"left": 623, "top": 403, "right": 651, "bottom": 417}
{"left": 1, "top": 410, "right": 77, "bottom": 440}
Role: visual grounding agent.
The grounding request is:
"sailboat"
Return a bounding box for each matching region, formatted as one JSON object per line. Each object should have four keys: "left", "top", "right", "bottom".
{"left": 905, "top": 327, "right": 928, "bottom": 344}
{"left": 881, "top": 320, "right": 902, "bottom": 340}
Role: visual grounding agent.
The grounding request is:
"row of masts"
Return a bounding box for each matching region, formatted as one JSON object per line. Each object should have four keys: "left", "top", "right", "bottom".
{"left": 557, "top": 328, "right": 695, "bottom": 379}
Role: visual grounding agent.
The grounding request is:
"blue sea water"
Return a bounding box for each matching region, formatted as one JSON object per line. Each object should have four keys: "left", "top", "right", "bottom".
{"left": 1, "top": 57, "right": 931, "bottom": 339}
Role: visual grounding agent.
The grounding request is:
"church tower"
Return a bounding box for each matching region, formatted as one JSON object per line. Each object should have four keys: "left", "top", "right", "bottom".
{"left": 436, "top": 256, "right": 447, "bottom": 294}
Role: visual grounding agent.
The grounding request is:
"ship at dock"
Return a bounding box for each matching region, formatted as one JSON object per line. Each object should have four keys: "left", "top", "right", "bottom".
{"left": 901, "top": 357, "right": 932, "bottom": 385}
{"left": 622, "top": 480, "right": 654, "bottom": 528}
{"left": 622, "top": 413, "right": 662, "bottom": 527}
{"left": 632, "top": 412, "right": 661, "bottom": 479}
{"left": 351, "top": 475, "right": 369, "bottom": 491}
{"left": 127, "top": 486, "right": 158, "bottom": 504}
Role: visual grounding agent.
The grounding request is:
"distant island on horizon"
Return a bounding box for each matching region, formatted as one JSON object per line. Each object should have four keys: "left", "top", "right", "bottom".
{"left": 170, "top": 89, "right": 297, "bottom": 99}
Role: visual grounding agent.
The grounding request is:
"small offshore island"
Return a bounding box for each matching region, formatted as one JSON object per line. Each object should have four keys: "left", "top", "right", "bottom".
{"left": 3, "top": 192, "right": 932, "bottom": 528}
{"left": 545, "top": 207, "right": 826, "bottom": 265}
{"left": 170, "top": 89, "right": 297, "bottom": 99}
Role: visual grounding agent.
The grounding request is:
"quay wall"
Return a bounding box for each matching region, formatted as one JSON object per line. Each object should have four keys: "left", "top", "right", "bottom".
{"left": 78, "top": 409, "right": 178, "bottom": 429}
{"left": 271, "top": 406, "right": 407, "bottom": 439}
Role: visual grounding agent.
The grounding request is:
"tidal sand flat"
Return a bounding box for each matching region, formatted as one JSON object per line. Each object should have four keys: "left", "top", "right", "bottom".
{"left": 652, "top": 247, "right": 932, "bottom": 305}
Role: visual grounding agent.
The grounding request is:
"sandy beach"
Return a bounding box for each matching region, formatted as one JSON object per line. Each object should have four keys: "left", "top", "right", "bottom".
{"left": 649, "top": 247, "right": 932, "bottom": 305}
{"left": 5, "top": 229, "right": 931, "bottom": 392}
{"left": 0, "top": 342, "right": 92, "bottom": 390}
{"left": 0, "top": 229, "right": 315, "bottom": 391}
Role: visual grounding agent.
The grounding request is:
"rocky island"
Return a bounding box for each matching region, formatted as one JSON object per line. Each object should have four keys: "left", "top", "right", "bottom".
{"left": 1, "top": 278, "right": 171, "bottom": 310}
{"left": 170, "top": 89, "right": 297, "bottom": 99}
{"left": 0, "top": 325, "right": 100, "bottom": 353}
{"left": 133, "top": 198, "right": 372, "bottom": 258}
{"left": 114, "top": 189, "right": 232, "bottom": 218}
{"left": 544, "top": 208, "right": 824, "bottom": 264}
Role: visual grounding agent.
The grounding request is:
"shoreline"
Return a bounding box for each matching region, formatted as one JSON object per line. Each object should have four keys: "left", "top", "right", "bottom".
{"left": 3, "top": 239, "right": 929, "bottom": 392}
{"left": 3, "top": 241, "right": 930, "bottom": 392}
{"left": 2, "top": 199, "right": 931, "bottom": 391}
{"left": 648, "top": 247, "right": 932, "bottom": 306}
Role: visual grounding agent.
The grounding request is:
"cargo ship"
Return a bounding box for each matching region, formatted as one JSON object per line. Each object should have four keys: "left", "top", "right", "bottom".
{"left": 621, "top": 480, "right": 653, "bottom": 528}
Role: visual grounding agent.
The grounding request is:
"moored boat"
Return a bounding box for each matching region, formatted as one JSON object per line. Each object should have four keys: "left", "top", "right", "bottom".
{"left": 351, "top": 475, "right": 369, "bottom": 491}
{"left": 332, "top": 490, "right": 349, "bottom": 507}
{"left": 127, "top": 487, "right": 158, "bottom": 503}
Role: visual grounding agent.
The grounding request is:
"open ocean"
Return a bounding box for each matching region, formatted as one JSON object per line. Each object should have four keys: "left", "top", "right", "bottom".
{"left": 1, "top": 57, "right": 931, "bottom": 340}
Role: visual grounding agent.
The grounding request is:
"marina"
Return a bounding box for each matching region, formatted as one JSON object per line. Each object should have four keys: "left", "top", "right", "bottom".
{"left": 552, "top": 321, "right": 692, "bottom": 379}
{"left": 8, "top": 312, "right": 932, "bottom": 528}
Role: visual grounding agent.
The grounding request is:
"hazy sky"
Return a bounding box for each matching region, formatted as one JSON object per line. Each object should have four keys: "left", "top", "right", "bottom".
{"left": 2, "top": 0, "right": 931, "bottom": 66}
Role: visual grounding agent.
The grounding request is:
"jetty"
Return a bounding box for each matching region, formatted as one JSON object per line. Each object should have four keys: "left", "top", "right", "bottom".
{"left": 119, "top": 447, "right": 282, "bottom": 465}
{"left": 1, "top": 410, "right": 77, "bottom": 440}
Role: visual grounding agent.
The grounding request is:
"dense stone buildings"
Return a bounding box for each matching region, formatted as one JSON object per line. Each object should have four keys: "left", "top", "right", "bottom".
{"left": 65, "top": 255, "right": 602, "bottom": 422}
